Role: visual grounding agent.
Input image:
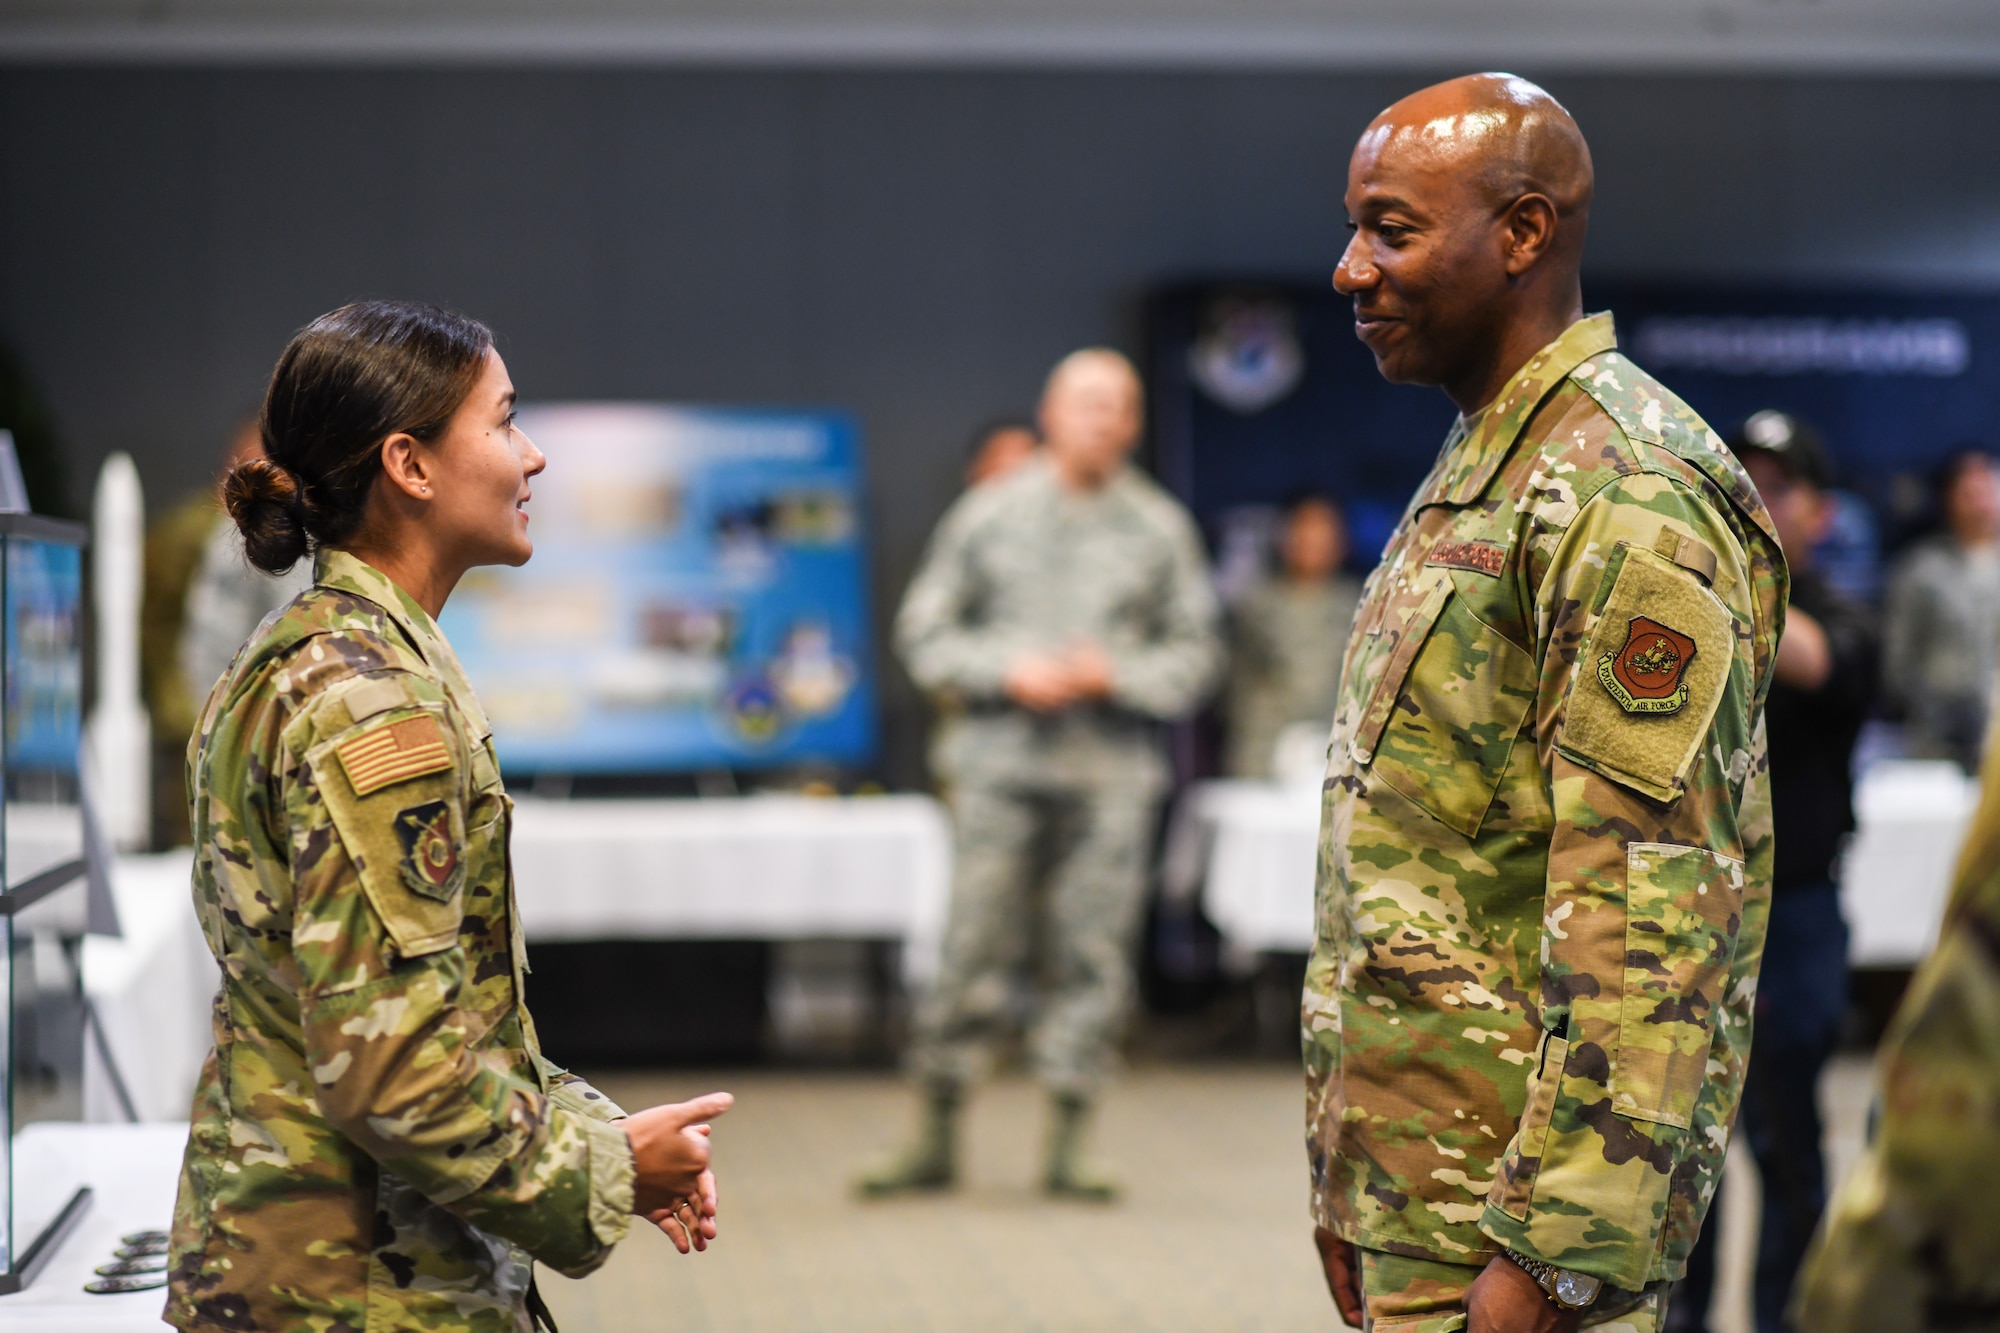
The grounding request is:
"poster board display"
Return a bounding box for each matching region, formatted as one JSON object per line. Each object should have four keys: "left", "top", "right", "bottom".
{"left": 437, "top": 405, "right": 876, "bottom": 774}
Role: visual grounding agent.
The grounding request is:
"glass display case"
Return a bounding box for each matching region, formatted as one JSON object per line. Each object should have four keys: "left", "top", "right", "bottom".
{"left": 0, "top": 513, "right": 89, "bottom": 1294}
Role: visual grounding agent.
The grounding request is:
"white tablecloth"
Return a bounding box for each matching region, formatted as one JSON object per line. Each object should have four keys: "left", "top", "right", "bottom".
{"left": 0, "top": 1123, "right": 187, "bottom": 1328}
{"left": 82, "top": 852, "right": 213, "bottom": 1124}
{"left": 506, "top": 794, "right": 952, "bottom": 980}
{"left": 82, "top": 795, "right": 954, "bottom": 1124}
{"left": 1166, "top": 762, "right": 1974, "bottom": 968}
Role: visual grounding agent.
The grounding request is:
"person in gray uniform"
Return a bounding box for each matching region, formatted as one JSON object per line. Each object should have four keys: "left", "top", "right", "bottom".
{"left": 863, "top": 347, "right": 1223, "bottom": 1201}
{"left": 1225, "top": 494, "right": 1362, "bottom": 778}
{"left": 1885, "top": 448, "right": 2000, "bottom": 771}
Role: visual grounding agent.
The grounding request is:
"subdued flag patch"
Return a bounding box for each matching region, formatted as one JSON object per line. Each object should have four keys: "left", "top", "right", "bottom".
{"left": 336, "top": 714, "right": 452, "bottom": 795}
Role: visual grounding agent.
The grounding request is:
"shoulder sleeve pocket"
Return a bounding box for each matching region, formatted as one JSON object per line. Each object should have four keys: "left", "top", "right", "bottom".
{"left": 311, "top": 704, "right": 468, "bottom": 959}
{"left": 1557, "top": 545, "right": 1737, "bottom": 804}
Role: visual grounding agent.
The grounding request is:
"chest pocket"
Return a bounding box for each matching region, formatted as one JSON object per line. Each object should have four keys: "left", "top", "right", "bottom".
{"left": 1361, "top": 570, "right": 1538, "bottom": 839}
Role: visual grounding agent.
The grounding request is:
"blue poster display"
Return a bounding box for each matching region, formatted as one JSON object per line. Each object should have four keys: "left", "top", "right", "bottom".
{"left": 437, "top": 404, "right": 876, "bottom": 774}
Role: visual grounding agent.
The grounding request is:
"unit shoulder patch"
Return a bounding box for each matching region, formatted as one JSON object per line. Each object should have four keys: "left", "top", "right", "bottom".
{"left": 336, "top": 713, "right": 453, "bottom": 796}
{"left": 1598, "top": 616, "right": 1698, "bottom": 715}
{"left": 394, "top": 799, "right": 463, "bottom": 902}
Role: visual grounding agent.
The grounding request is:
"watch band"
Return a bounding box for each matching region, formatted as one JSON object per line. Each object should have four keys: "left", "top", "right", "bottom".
{"left": 1498, "top": 1249, "right": 1602, "bottom": 1311}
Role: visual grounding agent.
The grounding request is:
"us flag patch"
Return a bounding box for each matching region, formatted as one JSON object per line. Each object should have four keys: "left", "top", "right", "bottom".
{"left": 336, "top": 715, "right": 452, "bottom": 796}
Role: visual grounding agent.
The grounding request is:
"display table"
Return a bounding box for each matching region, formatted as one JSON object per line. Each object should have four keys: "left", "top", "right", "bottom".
{"left": 1165, "top": 761, "right": 1974, "bottom": 968}
{"left": 506, "top": 793, "right": 952, "bottom": 982}
{"left": 83, "top": 794, "right": 954, "bottom": 1124}
{"left": 81, "top": 852, "right": 213, "bottom": 1124}
{"left": 1160, "top": 779, "right": 1321, "bottom": 955}
{"left": 0, "top": 1123, "right": 187, "bottom": 1329}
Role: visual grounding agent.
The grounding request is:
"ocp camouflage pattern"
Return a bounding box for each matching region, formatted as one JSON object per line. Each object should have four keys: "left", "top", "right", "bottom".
{"left": 167, "top": 549, "right": 636, "bottom": 1333}
{"left": 1793, "top": 721, "right": 2000, "bottom": 1332}
{"left": 1303, "top": 314, "right": 1788, "bottom": 1294}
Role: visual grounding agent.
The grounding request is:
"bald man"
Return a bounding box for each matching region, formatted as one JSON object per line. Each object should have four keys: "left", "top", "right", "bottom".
{"left": 864, "top": 349, "right": 1222, "bottom": 1200}
{"left": 1303, "top": 76, "right": 1787, "bottom": 1332}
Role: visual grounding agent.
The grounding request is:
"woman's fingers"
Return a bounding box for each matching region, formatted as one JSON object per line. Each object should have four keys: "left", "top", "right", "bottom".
{"left": 654, "top": 1209, "right": 692, "bottom": 1254}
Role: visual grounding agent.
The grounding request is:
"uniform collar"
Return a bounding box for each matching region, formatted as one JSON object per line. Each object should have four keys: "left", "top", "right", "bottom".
{"left": 1421, "top": 311, "right": 1619, "bottom": 509}
{"left": 314, "top": 548, "right": 492, "bottom": 738}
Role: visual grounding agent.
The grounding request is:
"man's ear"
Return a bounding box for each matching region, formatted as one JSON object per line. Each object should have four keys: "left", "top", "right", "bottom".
{"left": 378, "top": 432, "right": 430, "bottom": 501}
{"left": 1502, "top": 193, "right": 1560, "bottom": 278}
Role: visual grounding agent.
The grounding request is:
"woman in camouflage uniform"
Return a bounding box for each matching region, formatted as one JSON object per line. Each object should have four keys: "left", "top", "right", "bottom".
{"left": 167, "top": 302, "right": 732, "bottom": 1332}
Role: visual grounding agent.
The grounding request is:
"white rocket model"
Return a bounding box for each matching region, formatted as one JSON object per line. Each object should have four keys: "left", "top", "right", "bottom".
{"left": 85, "top": 452, "right": 150, "bottom": 851}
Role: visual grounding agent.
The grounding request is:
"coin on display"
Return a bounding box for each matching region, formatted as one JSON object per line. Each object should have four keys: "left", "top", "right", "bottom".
{"left": 116, "top": 1239, "right": 171, "bottom": 1258}
{"left": 85, "top": 1273, "right": 168, "bottom": 1294}
{"left": 120, "top": 1230, "right": 170, "bottom": 1246}
{"left": 96, "top": 1257, "right": 169, "bottom": 1277}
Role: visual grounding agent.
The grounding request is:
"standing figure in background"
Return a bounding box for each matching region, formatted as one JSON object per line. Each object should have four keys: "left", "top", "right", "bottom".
{"left": 1305, "top": 74, "right": 1784, "bottom": 1333}
{"left": 1225, "top": 494, "right": 1362, "bottom": 778}
{"left": 865, "top": 348, "right": 1223, "bottom": 1201}
{"left": 1884, "top": 447, "right": 2000, "bottom": 772}
{"left": 140, "top": 420, "right": 315, "bottom": 848}
{"left": 181, "top": 469, "right": 315, "bottom": 712}
{"left": 1668, "top": 412, "right": 1876, "bottom": 1333}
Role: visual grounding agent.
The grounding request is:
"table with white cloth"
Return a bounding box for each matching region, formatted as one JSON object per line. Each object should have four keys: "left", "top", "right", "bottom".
{"left": 83, "top": 794, "right": 954, "bottom": 1126}
{"left": 1162, "top": 760, "right": 1976, "bottom": 968}
{"left": 0, "top": 1123, "right": 188, "bottom": 1328}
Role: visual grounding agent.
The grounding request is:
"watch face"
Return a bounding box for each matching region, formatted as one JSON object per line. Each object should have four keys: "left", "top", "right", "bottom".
{"left": 1553, "top": 1271, "right": 1602, "bottom": 1307}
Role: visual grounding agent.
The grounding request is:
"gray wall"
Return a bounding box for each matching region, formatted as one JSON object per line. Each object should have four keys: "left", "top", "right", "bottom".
{"left": 3, "top": 66, "right": 1998, "bottom": 783}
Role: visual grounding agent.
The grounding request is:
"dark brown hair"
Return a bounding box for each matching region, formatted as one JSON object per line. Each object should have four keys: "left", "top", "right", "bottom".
{"left": 225, "top": 300, "right": 494, "bottom": 574}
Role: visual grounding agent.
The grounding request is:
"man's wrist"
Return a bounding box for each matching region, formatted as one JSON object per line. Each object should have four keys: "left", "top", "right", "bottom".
{"left": 1498, "top": 1249, "right": 1602, "bottom": 1311}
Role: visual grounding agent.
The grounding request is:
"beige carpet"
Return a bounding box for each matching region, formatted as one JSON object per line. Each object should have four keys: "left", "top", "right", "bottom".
{"left": 539, "top": 1065, "right": 1338, "bottom": 1331}
{"left": 539, "top": 1057, "right": 1876, "bottom": 1332}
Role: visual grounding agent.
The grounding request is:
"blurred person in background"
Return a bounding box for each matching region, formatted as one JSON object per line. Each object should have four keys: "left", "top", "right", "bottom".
{"left": 1307, "top": 74, "right": 1784, "bottom": 1333}
{"left": 964, "top": 416, "right": 1039, "bottom": 488}
{"left": 863, "top": 347, "right": 1222, "bottom": 1202}
{"left": 181, "top": 433, "right": 316, "bottom": 716}
{"left": 169, "top": 301, "right": 733, "bottom": 1332}
{"left": 141, "top": 420, "right": 314, "bottom": 848}
{"left": 1668, "top": 412, "right": 1877, "bottom": 1333}
{"left": 1883, "top": 447, "right": 2000, "bottom": 772}
{"left": 1224, "top": 492, "right": 1361, "bottom": 778}
{"left": 1792, "top": 688, "right": 2000, "bottom": 1332}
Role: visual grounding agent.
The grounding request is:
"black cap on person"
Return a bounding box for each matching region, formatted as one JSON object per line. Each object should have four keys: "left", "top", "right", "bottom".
{"left": 1728, "top": 410, "right": 1834, "bottom": 491}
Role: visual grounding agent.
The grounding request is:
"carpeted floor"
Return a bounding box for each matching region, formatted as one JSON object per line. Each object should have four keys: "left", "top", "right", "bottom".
{"left": 539, "top": 1057, "right": 1876, "bottom": 1333}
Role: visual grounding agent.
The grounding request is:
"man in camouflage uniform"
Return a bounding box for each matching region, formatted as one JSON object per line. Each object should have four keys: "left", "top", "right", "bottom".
{"left": 168, "top": 548, "right": 726, "bottom": 1331}
{"left": 863, "top": 348, "right": 1222, "bottom": 1201}
{"left": 1791, "top": 731, "right": 2000, "bottom": 1332}
{"left": 1304, "top": 75, "right": 1787, "bottom": 1331}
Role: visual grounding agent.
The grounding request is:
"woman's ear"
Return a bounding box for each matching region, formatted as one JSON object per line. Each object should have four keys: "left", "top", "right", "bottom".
{"left": 378, "top": 432, "right": 431, "bottom": 500}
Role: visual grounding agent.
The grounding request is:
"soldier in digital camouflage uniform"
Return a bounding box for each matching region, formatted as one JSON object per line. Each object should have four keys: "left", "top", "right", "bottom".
{"left": 862, "top": 348, "right": 1223, "bottom": 1201}
{"left": 1304, "top": 76, "right": 1787, "bottom": 1332}
{"left": 167, "top": 301, "right": 727, "bottom": 1333}
{"left": 1791, "top": 724, "right": 2000, "bottom": 1332}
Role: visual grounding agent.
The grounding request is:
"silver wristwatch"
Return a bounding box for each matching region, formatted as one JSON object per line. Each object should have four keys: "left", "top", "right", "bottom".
{"left": 1499, "top": 1249, "right": 1603, "bottom": 1311}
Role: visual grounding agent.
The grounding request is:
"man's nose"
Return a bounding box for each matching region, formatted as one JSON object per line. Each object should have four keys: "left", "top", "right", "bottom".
{"left": 1333, "top": 237, "right": 1375, "bottom": 295}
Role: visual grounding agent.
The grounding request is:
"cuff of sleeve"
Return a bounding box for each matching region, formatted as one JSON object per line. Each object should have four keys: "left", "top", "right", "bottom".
{"left": 581, "top": 1115, "right": 637, "bottom": 1249}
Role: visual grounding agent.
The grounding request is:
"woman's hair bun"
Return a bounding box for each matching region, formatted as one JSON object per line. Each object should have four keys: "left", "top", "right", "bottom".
{"left": 222, "top": 455, "right": 310, "bottom": 575}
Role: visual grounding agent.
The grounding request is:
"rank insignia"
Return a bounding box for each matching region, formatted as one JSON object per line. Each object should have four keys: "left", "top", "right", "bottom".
{"left": 394, "top": 800, "right": 462, "bottom": 900}
{"left": 1598, "top": 616, "right": 1697, "bottom": 715}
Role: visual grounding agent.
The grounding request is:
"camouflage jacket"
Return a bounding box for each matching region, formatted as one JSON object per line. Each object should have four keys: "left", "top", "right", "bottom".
{"left": 167, "top": 549, "right": 635, "bottom": 1333}
{"left": 1793, "top": 733, "right": 2000, "bottom": 1331}
{"left": 1303, "top": 314, "right": 1787, "bottom": 1294}
{"left": 896, "top": 455, "right": 1223, "bottom": 794}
